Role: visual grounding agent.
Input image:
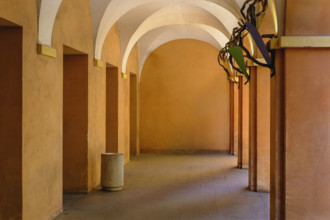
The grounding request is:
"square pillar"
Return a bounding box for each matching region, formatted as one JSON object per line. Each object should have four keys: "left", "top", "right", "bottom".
{"left": 272, "top": 47, "right": 330, "bottom": 219}
{"left": 238, "top": 76, "right": 249, "bottom": 169}
{"left": 130, "top": 73, "right": 140, "bottom": 156}
{"left": 270, "top": 50, "right": 285, "bottom": 220}
{"left": 271, "top": 0, "right": 330, "bottom": 219}
{"left": 249, "top": 66, "right": 271, "bottom": 192}
{"left": 229, "top": 83, "right": 239, "bottom": 155}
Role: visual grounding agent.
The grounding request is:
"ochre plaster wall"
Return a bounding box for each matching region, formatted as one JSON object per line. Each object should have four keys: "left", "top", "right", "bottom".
{"left": 248, "top": 5, "right": 273, "bottom": 192}
{"left": 0, "top": 1, "right": 139, "bottom": 219}
{"left": 256, "top": 68, "right": 270, "bottom": 191}
{"left": 123, "top": 44, "right": 139, "bottom": 162}
{"left": 284, "top": 1, "right": 330, "bottom": 215}
{"left": 130, "top": 74, "right": 139, "bottom": 155}
{"left": 285, "top": 0, "right": 330, "bottom": 36}
{"left": 230, "top": 83, "right": 239, "bottom": 155}
{"left": 237, "top": 32, "right": 252, "bottom": 169}
{"left": 284, "top": 49, "right": 330, "bottom": 219}
{"left": 234, "top": 84, "right": 239, "bottom": 154}
{"left": 103, "top": 24, "right": 121, "bottom": 157}
{"left": 52, "top": 0, "right": 106, "bottom": 193}
{"left": 0, "top": 0, "right": 64, "bottom": 218}
{"left": 238, "top": 76, "right": 249, "bottom": 167}
{"left": 22, "top": 0, "right": 96, "bottom": 218}
{"left": 102, "top": 24, "right": 139, "bottom": 164}
{"left": 230, "top": 83, "right": 235, "bottom": 154}
{"left": 140, "top": 39, "right": 230, "bottom": 153}
{"left": 270, "top": 1, "right": 330, "bottom": 219}
{"left": 249, "top": 67, "right": 270, "bottom": 192}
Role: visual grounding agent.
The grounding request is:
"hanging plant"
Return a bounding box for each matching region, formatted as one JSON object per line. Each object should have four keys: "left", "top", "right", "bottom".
{"left": 218, "top": 0, "right": 276, "bottom": 84}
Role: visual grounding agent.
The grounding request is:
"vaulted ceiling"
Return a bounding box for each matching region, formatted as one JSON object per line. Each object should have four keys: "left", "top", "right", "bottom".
{"left": 37, "top": 0, "right": 279, "bottom": 76}
{"left": 89, "top": 0, "right": 244, "bottom": 74}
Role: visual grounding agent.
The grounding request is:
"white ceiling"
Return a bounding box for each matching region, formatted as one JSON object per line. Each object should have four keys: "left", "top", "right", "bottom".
{"left": 37, "top": 0, "right": 278, "bottom": 77}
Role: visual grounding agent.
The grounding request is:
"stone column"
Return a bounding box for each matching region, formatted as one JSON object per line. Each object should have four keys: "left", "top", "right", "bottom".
{"left": 271, "top": 0, "right": 330, "bottom": 219}
{"left": 229, "top": 82, "right": 239, "bottom": 155}
{"left": 130, "top": 73, "right": 140, "bottom": 156}
{"left": 233, "top": 83, "right": 239, "bottom": 155}
{"left": 270, "top": 49, "right": 285, "bottom": 220}
{"left": 229, "top": 83, "right": 239, "bottom": 155}
{"left": 230, "top": 83, "right": 234, "bottom": 155}
{"left": 238, "top": 76, "right": 249, "bottom": 169}
{"left": 249, "top": 65, "right": 271, "bottom": 192}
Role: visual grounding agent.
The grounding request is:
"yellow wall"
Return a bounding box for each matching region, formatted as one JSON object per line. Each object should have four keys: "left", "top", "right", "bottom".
{"left": 248, "top": 7, "right": 273, "bottom": 192}
{"left": 0, "top": 0, "right": 138, "bottom": 219}
{"left": 234, "top": 85, "right": 239, "bottom": 153}
{"left": 123, "top": 45, "right": 139, "bottom": 162}
{"left": 278, "top": 1, "right": 330, "bottom": 218}
{"left": 103, "top": 24, "right": 121, "bottom": 160}
{"left": 130, "top": 73, "right": 140, "bottom": 156}
{"left": 140, "top": 39, "right": 230, "bottom": 153}
{"left": 229, "top": 83, "right": 239, "bottom": 155}
{"left": 102, "top": 24, "right": 139, "bottom": 164}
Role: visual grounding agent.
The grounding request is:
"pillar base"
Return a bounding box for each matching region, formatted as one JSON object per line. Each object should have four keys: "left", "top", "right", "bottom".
{"left": 238, "top": 164, "right": 248, "bottom": 169}
{"left": 102, "top": 186, "right": 123, "bottom": 192}
{"left": 256, "top": 188, "right": 270, "bottom": 193}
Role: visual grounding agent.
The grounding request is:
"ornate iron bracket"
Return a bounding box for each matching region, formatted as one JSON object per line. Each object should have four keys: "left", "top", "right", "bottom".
{"left": 218, "top": 0, "right": 276, "bottom": 84}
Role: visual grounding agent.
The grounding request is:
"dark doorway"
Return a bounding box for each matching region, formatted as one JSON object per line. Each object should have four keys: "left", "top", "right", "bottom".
{"left": 130, "top": 73, "right": 139, "bottom": 155}
{"left": 106, "top": 65, "right": 119, "bottom": 153}
{"left": 0, "top": 18, "right": 23, "bottom": 219}
{"left": 63, "top": 46, "right": 89, "bottom": 195}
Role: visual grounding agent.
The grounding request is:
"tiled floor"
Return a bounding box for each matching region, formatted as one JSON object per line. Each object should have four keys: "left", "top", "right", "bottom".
{"left": 56, "top": 154, "right": 270, "bottom": 220}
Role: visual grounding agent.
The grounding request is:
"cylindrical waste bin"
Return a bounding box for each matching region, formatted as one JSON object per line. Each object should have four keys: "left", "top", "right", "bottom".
{"left": 101, "top": 153, "right": 124, "bottom": 191}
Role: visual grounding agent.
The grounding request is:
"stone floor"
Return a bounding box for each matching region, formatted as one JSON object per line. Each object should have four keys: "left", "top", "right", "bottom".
{"left": 63, "top": 194, "right": 86, "bottom": 211}
{"left": 56, "top": 154, "right": 270, "bottom": 220}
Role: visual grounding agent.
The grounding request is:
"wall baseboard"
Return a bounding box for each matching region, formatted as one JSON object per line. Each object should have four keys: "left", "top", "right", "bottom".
{"left": 140, "top": 149, "right": 230, "bottom": 155}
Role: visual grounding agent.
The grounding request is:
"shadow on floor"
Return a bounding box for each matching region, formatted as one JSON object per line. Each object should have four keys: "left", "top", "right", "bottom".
{"left": 56, "top": 154, "right": 270, "bottom": 220}
{"left": 63, "top": 194, "right": 86, "bottom": 211}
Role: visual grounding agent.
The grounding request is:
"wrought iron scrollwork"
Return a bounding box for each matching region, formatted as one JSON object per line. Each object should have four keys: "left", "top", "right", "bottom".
{"left": 218, "top": 0, "right": 275, "bottom": 84}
